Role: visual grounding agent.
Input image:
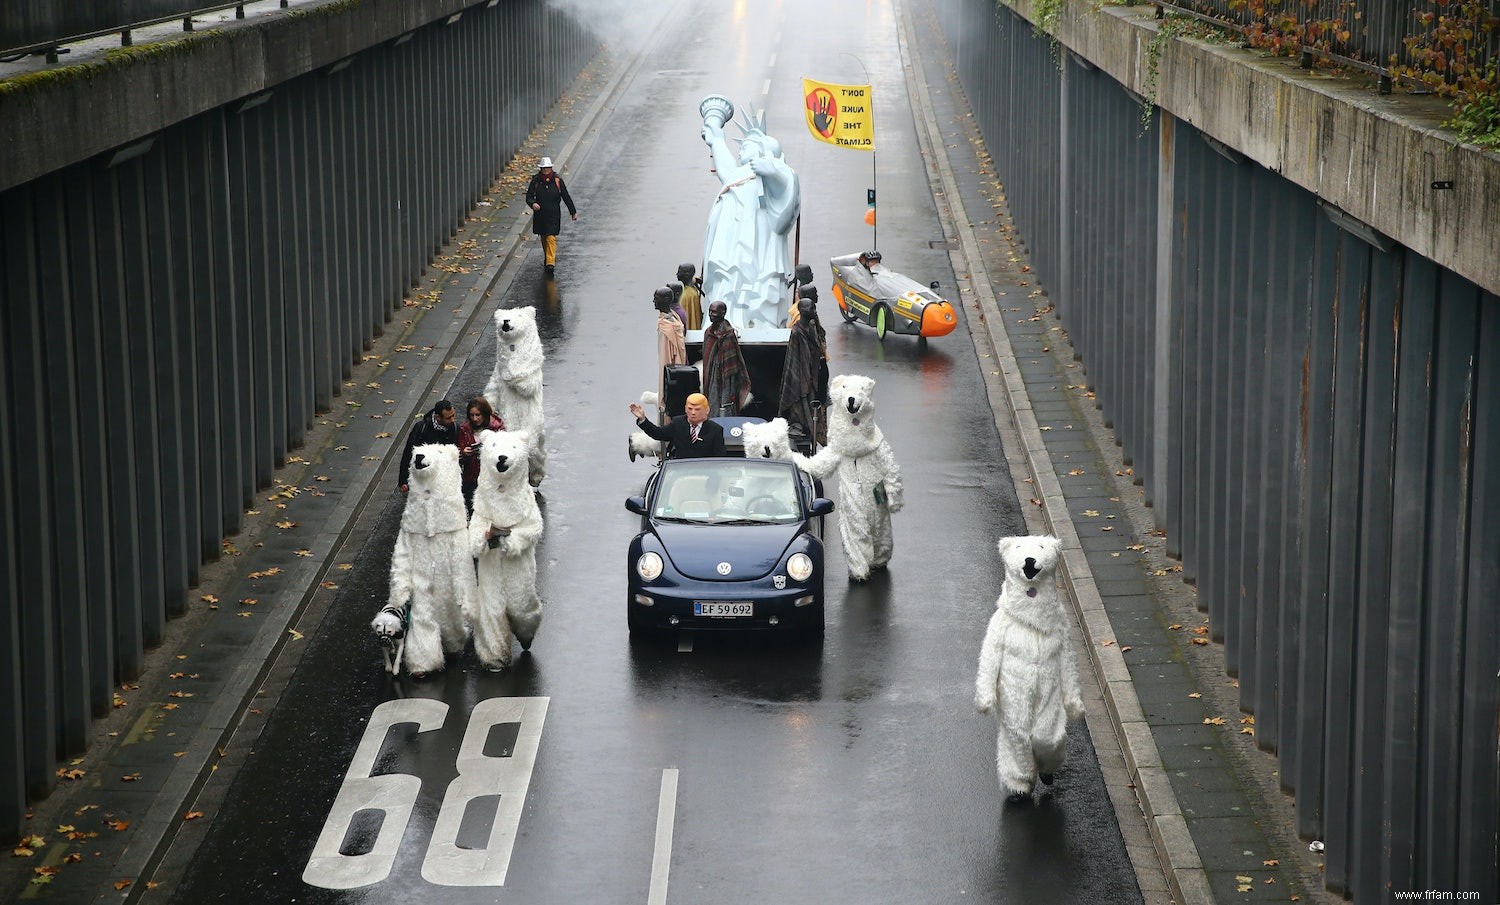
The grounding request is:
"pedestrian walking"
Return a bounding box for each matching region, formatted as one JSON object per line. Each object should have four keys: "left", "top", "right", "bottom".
{"left": 398, "top": 400, "right": 460, "bottom": 493}
{"left": 526, "top": 156, "right": 577, "bottom": 277}
{"left": 458, "top": 396, "right": 507, "bottom": 515}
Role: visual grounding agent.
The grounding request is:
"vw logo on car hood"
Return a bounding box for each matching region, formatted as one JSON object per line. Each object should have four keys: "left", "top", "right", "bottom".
{"left": 716, "top": 562, "right": 732, "bottom": 575}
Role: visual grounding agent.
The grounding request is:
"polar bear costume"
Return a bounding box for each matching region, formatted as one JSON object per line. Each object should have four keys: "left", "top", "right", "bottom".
{"left": 794, "top": 375, "right": 902, "bottom": 581}
{"left": 484, "top": 306, "right": 547, "bottom": 486}
{"left": 388, "top": 443, "right": 475, "bottom": 677}
{"left": 628, "top": 391, "right": 661, "bottom": 462}
{"left": 467, "top": 430, "right": 545, "bottom": 667}
{"left": 975, "top": 536, "right": 1085, "bottom": 802}
{"left": 741, "top": 417, "right": 794, "bottom": 461}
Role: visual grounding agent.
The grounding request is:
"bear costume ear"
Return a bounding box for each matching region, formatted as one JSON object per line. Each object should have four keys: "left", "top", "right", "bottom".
{"left": 829, "top": 374, "right": 845, "bottom": 396}
{"left": 1042, "top": 535, "right": 1062, "bottom": 554}
{"left": 998, "top": 537, "right": 1016, "bottom": 557}
{"left": 508, "top": 429, "right": 533, "bottom": 449}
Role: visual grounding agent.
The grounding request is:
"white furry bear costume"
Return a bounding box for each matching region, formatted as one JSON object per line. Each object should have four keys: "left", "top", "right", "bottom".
{"left": 484, "top": 306, "right": 547, "bottom": 486}
{"left": 466, "top": 430, "right": 545, "bottom": 668}
{"left": 975, "top": 536, "right": 1085, "bottom": 801}
{"left": 388, "top": 444, "right": 475, "bottom": 676}
{"left": 794, "top": 375, "right": 903, "bottom": 581}
{"left": 741, "top": 417, "right": 794, "bottom": 461}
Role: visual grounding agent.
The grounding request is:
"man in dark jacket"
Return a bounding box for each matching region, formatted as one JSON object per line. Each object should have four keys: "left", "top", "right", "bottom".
{"left": 628, "top": 393, "right": 726, "bottom": 459}
{"left": 526, "top": 156, "right": 577, "bottom": 276}
{"left": 398, "top": 400, "right": 460, "bottom": 492}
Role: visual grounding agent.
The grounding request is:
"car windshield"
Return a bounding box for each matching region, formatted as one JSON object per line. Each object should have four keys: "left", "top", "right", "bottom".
{"left": 652, "top": 461, "right": 802, "bottom": 524}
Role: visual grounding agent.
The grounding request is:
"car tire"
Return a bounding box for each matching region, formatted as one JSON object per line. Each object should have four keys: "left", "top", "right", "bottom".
{"left": 840, "top": 300, "right": 858, "bottom": 324}
{"left": 874, "top": 304, "right": 891, "bottom": 341}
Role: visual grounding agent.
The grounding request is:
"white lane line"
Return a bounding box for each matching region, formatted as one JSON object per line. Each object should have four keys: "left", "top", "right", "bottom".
{"left": 768, "top": 52, "right": 777, "bottom": 68}
{"left": 677, "top": 633, "right": 693, "bottom": 653}
{"left": 648, "top": 769, "right": 679, "bottom": 905}
{"left": 762, "top": 78, "right": 771, "bottom": 97}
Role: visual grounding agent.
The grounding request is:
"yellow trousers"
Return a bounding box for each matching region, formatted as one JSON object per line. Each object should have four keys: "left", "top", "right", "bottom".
{"left": 542, "top": 234, "right": 557, "bottom": 266}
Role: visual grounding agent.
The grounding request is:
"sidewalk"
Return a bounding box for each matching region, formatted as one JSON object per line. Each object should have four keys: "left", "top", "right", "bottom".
{"left": 0, "top": 48, "right": 623, "bottom": 905}
{"left": 901, "top": 1, "right": 1335, "bottom": 902}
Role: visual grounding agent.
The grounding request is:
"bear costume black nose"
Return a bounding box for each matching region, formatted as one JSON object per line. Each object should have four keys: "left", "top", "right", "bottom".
{"left": 494, "top": 455, "right": 510, "bottom": 473}
{"left": 500, "top": 320, "right": 512, "bottom": 333}
{"left": 761, "top": 446, "right": 772, "bottom": 458}
{"left": 845, "top": 397, "right": 859, "bottom": 414}
{"left": 413, "top": 454, "right": 428, "bottom": 470}
{"left": 1023, "top": 557, "right": 1041, "bottom": 580}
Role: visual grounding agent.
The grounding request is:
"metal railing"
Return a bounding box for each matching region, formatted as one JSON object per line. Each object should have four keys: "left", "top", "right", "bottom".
{"left": 1148, "top": 0, "right": 1500, "bottom": 94}
{"left": 0, "top": 1, "right": 287, "bottom": 61}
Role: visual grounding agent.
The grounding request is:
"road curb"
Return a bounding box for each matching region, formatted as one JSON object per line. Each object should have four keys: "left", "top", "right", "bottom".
{"left": 896, "top": 1, "right": 1209, "bottom": 903}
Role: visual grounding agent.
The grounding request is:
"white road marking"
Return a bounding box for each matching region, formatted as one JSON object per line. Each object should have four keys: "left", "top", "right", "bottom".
{"left": 648, "top": 769, "right": 679, "bottom": 905}
{"left": 768, "top": 53, "right": 777, "bottom": 68}
{"left": 677, "top": 634, "right": 693, "bottom": 652}
{"left": 762, "top": 78, "right": 772, "bottom": 97}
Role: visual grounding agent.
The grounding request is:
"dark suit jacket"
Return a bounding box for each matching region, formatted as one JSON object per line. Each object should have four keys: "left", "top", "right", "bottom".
{"left": 636, "top": 415, "right": 726, "bottom": 459}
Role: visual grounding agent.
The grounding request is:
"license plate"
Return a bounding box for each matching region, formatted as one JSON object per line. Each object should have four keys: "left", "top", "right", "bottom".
{"left": 694, "top": 601, "right": 753, "bottom": 617}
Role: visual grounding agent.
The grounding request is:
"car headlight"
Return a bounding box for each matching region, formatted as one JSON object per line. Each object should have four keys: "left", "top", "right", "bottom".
{"left": 787, "top": 552, "right": 813, "bottom": 582}
{"left": 637, "top": 551, "right": 664, "bottom": 581}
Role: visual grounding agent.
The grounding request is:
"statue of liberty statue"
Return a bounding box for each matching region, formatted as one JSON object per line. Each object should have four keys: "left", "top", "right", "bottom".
{"left": 699, "top": 97, "right": 801, "bottom": 329}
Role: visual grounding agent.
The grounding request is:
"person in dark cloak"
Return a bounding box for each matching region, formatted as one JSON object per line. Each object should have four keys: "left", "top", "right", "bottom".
{"left": 702, "top": 301, "right": 752, "bottom": 416}
{"left": 778, "top": 292, "right": 829, "bottom": 444}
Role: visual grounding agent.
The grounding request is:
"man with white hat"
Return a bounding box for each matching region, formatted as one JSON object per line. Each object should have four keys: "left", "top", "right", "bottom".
{"left": 525, "top": 156, "right": 578, "bottom": 277}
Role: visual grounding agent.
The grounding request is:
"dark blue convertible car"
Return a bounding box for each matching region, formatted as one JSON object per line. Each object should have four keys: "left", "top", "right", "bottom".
{"left": 625, "top": 457, "right": 833, "bottom": 634}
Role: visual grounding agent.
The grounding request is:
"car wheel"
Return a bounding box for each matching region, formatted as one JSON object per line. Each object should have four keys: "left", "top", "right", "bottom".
{"left": 840, "top": 300, "right": 858, "bottom": 324}
{"left": 874, "top": 304, "right": 891, "bottom": 341}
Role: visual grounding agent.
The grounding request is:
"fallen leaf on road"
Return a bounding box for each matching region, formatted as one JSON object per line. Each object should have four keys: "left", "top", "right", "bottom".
{"left": 115, "top": 879, "right": 132, "bottom": 890}
{"left": 1204, "top": 717, "right": 1227, "bottom": 725}
{"left": 275, "top": 520, "right": 297, "bottom": 529}
{"left": 122, "top": 773, "right": 140, "bottom": 782}
{"left": 184, "top": 812, "right": 205, "bottom": 821}
{"left": 200, "top": 595, "right": 218, "bottom": 604}
{"left": 1263, "top": 859, "right": 1279, "bottom": 867}
{"left": 375, "top": 432, "right": 392, "bottom": 439}
{"left": 57, "top": 768, "right": 85, "bottom": 780}
{"left": 320, "top": 581, "right": 339, "bottom": 590}
{"left": 337, "top": 563, "right": 353, "bottom": 570}
{"left": 1192, "top": 638, "right": 1209, "bottom": 645}
{"left": 1188, "top": 692, "right": 1202, "bottom": 698}
{"left": 162, "top": 704, "right": 179, "bottom": 711}
{"left": 295, "top": 549, "right": 312, "bottom": 557}
{"left": 107, "top": 819, "right": 130, "bottom": 832}
{"left": 288, "top": 629, "right": 304, "bottom": 641}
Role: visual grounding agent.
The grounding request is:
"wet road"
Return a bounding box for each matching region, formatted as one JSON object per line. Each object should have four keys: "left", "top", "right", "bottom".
{"left": 167, "top": 0, "right": 1143, "bottom": 901}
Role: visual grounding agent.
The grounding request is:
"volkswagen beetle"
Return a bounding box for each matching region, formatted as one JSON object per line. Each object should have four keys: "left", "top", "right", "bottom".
{"left": 625, "top": 457, "right": 833, "bottom": 634}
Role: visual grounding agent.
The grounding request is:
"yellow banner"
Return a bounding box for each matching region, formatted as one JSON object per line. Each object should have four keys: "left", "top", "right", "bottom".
{"left": 802, "top": 79, "right": 874, "bottom": 151}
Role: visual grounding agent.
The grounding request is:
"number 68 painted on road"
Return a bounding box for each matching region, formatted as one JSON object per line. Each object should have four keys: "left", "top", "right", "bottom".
{"left": 303, "top": 696, "right": 549, "bottom": 889}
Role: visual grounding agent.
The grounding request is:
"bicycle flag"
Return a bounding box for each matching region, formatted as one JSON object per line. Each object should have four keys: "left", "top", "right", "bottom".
{"left": 802, "top": 78, "right": 874, "bottom": 151}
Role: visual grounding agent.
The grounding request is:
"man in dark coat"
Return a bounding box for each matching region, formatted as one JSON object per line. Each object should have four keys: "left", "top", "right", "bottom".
{"left": 629, "top": 393, "right": 726, "bottom": 459}
{"left": 399, "top": 400, "right": 460, "bottom": 492}
{"left": 702, "top": 301, "right": 751, "bottom": 416}
{"left": 526, "top": 156, "right": 577, "bottom": 276}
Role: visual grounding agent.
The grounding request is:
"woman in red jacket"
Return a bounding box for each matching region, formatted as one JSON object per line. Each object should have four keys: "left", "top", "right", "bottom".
{"left": 459, "top": 396, "right": 506, "bottom": 515}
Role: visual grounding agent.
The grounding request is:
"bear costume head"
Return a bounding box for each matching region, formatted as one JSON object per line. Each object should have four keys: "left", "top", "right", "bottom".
{"left": 826, "top": 373, "right": 883, "bottom": 457}
{"left": 996, "top": 535, "right": 1063, "bottom": 614}
{"left": 401, "top": 443, "right": 466, "bottom": 537}
{"left": 741, "top": 418, "right": 795, "bottom": 460}
{"left": 493, "top": 306, "right": 543, "bottom": 380}
{"left": 478, "top": 430, "right": 533, "bottom": 497}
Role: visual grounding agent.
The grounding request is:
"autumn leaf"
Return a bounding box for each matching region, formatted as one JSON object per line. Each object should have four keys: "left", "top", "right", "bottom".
{"left": 64, "top": 852, "right": 82, "bottom": 863}
{"left": 107, "top": 819, "right": 130, "bottom": 831}
{"left": 1241, "top": 727, "right": 1255, "bottom": 735}
{"left": 162, "top": 703, "right": 180, "bottom": 711}
{"left": 115, "top": 879, "right": 132, "bottom": 890}
{"left": 1100, "top": 639, "right": 1116, "bottom": 646}
{"left": 56, "top": 824, "right": 75, "bottom": 833}
{"left": 1120, "top": 646, "right": 1133, "bottom": 652}
{"left": 295, "top": 549, "right": 312, "bottom": 557}
{"left": 34, "top": 865, "right": 60, "bottom": 877}
{"left": 1066, "top": 468, "right": 1085, "bottom": 476}
{"left": 168, "top": 691, "right": 194, "bottom": 698}
{"left": 200, "top": 595, "right": 218, "bottom": 604}
{"left": 169, "top": 672, "right": 185, "bottom": 679}
{"left": 275, "top": 520, "right": 297, "bottom": 530}
{"left": 183, "top": 811, "right": 205, "bottom": 821}
{"left": 319, "top": 581, "right": 339, "bottom": 590}
{"left": 56, "top": 768, "right": 85, "bottom": 780}
{"left": 1263, "top": 859, "right": 1280, "bottom": 867}
{"left": 1188, "top": 692, "right": 1202, "bottom": 699}
{"left": 1168, "top": 623, "right": 1183, "bottom": 630}
{"left": 1204, "top": 717, "right": 1227, "bottom": 725}
{"left": 1192, "top": 626, "right": 1209, "bottom": 635}
{"left": 122, "top": 772, "right": 141, "bottom": 782}
{"left": 315, "top": 476, "right": 331, "bottom": 482}
{"left": 1241, "top": 716, "right": 1256, "bottom": 724}
{"left": 237, "top": 612, "right": 254, "bottom": 618}
{"left": 287, "top": 629, "right": 304, "bottom": 641}
{"left": 1082, "top": 509, "right": 1100, "bottom": 517}
{"left": 375, "top": 432, "right": 393, "bottom": 439}
{"left": 240, "top": 598, "right": 257, "bottom": 606}
{"left": 1128, "top": 544, "right": 1146, "bottom": 551}
{"left": 1192, "top": 638, "right": 1209, "bottom": 646}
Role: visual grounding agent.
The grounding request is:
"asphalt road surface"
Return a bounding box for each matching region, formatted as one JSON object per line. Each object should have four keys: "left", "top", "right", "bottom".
{"left": 167, "top": 0, "right": 1144, "bottom": 901}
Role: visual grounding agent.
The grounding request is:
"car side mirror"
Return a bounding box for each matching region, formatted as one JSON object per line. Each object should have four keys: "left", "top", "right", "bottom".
{"left": 625, "top": 496, "right": 647, "bottom": 515}
{"left": 809, "top": 498, "right": 834, "bottom": 516}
